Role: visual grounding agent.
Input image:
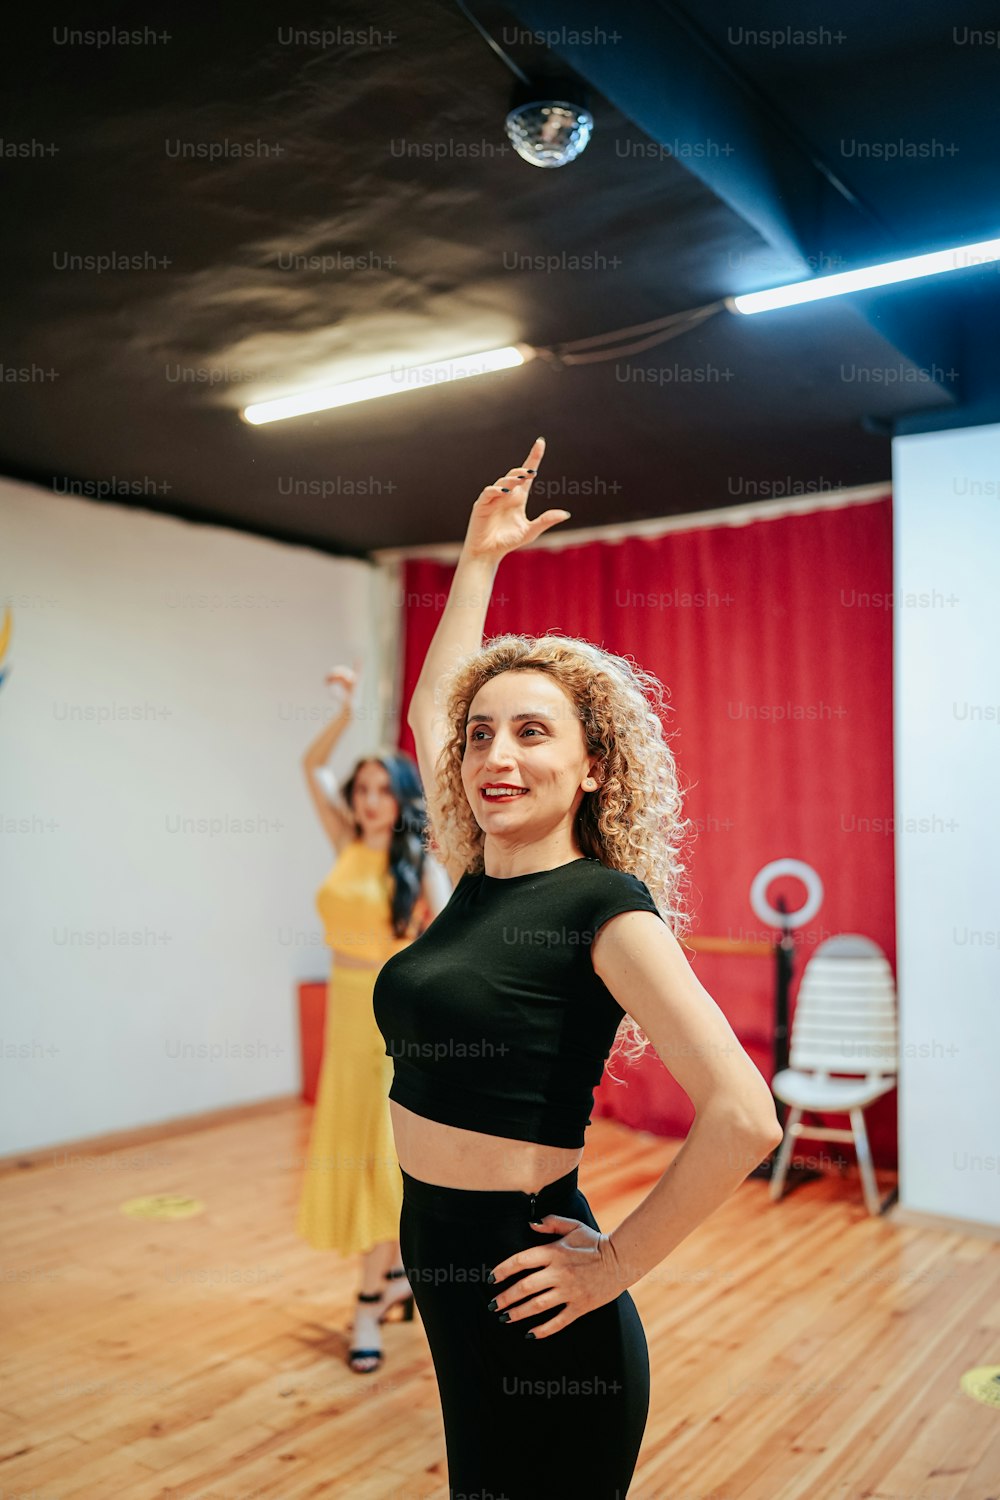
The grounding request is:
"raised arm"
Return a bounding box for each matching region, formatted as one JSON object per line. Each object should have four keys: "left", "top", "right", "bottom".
{"left": 405, "top": 436, "right": 570, "bottom": 881}
{"left": 301, "top": 664, "right": 361, "bottom": 853}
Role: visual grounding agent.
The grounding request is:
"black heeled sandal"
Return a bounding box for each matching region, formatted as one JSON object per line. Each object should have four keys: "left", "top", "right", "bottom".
{"left": 347, "top": 1272, "right": 415, "bottom": 1373}
{"left": 348, "top": 1289, "right": 386, "bottom": 1374}
{"left": 382, "top": 1265, "right": 415, "bottom": 1322}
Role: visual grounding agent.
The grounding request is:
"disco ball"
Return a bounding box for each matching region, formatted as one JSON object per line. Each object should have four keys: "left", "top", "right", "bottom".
{"left": 504, "top": 101, "right": 594, "bottom": 168}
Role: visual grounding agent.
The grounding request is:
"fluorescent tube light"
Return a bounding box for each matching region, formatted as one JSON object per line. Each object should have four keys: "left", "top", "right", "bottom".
{"left": 726, "top": 236, "right": 1000, "bottom": 315}
{"left": 242, "top": 344, "right": 531, "bottom": 424}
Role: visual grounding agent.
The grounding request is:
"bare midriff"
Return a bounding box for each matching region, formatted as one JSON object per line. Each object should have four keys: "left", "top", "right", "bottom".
{"left": 389, "top": 1098, "right": 584, "bottom": 1195}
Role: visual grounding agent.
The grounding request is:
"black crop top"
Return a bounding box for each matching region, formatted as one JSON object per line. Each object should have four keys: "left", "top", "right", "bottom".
{"left": 372, "top": 855, "right": 665, "bottom": 1149}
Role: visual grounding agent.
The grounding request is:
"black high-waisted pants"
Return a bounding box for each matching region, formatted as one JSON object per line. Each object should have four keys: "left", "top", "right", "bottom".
{"left": 399, "top": 1163, "right": 650, "bottom": 1500}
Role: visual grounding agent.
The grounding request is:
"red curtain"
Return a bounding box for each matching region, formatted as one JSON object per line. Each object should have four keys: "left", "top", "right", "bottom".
{"left": 398, "top": 496, "right": 897, "bottom": 1167}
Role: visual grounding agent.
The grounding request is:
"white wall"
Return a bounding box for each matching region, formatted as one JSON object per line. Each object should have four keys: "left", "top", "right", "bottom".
{"left": 893, "top": 422, "right": 1000, "bottom": 1228}
{"left": 0, "top": 478, "right": 396, "bottom": 1154}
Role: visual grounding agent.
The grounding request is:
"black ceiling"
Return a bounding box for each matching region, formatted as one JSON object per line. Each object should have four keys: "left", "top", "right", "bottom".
{"left": 2, "top": 1, "right": 997, "bottom": 558}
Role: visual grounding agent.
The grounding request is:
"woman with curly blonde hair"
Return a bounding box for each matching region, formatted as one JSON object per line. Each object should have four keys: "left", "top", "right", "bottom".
{"left": 373, "top": 437, "right": 783, "bottom": 1497}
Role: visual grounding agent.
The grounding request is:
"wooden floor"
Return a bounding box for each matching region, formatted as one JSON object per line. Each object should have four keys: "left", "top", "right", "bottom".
{"left": 2, "top": 1103, "right": 998, "bottom": 1500}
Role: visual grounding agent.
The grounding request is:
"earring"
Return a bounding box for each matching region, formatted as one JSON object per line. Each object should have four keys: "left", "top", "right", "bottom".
{"left": 583, "top": 778, "right": 596, "bottom": 790}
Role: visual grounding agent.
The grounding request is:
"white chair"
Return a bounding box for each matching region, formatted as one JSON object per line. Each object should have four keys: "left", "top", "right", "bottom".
{"left": 769, "top": 934, "right": 897, "bottom": 1215}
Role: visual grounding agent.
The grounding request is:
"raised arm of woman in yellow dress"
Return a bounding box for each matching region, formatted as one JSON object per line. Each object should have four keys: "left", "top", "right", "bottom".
{"left": 301, "top": 663, "right": 361, "bottom": 854}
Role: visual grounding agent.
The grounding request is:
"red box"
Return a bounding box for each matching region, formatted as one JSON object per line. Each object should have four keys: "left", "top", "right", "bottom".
{"left": 297, "top": 980, "right": 328, "bottom": 1103}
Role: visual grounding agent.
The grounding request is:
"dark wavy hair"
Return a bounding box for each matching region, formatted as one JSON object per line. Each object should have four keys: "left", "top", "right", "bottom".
{"left": 340, "top": 749, "right": 427, "bottom": 937}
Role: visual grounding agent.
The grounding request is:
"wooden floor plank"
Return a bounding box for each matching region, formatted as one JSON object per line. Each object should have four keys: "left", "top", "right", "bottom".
{"left": 1, "top": 1101, "right": 996, "bottom": 1500}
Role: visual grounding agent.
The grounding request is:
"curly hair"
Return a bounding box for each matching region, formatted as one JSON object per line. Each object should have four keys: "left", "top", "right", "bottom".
{"left": 424, "top": 632, "right": 695, "bottom": 1078}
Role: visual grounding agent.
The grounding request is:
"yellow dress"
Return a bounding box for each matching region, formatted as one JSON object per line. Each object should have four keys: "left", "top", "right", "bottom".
{"left": 296, "top": 840, "right": 429, "bottom": 1257}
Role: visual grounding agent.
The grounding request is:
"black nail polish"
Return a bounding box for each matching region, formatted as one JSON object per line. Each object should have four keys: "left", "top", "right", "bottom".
{"left": 487, "top": 1272, "right": 496, "bottom": 1285}
{"left": 487, "top": 1298, "right": 498, "bottom": 1312}
{"left": 525, "top": 1331, "right": 536, "bottom": 1340}
{"left": 498, "top": 1311, "right": 511, "bottom": 1323}
{"left": 500, "top": 488, "right": 510, "bottom": 493}
{"left": 526, "top": 468, "right": 535, "bottom": 473}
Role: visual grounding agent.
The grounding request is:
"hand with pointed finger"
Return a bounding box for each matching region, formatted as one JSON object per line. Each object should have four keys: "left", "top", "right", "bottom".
{"left": 462, "top": 437, "right": 569, "bottom": 562}
{"left": 486, "top": 1213, "right": 626, "bottom": 1340}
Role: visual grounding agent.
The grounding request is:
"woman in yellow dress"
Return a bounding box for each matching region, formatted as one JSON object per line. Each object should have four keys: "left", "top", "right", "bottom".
{"left": 296, "top": 663, "right": 451, "bottom": 1373}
